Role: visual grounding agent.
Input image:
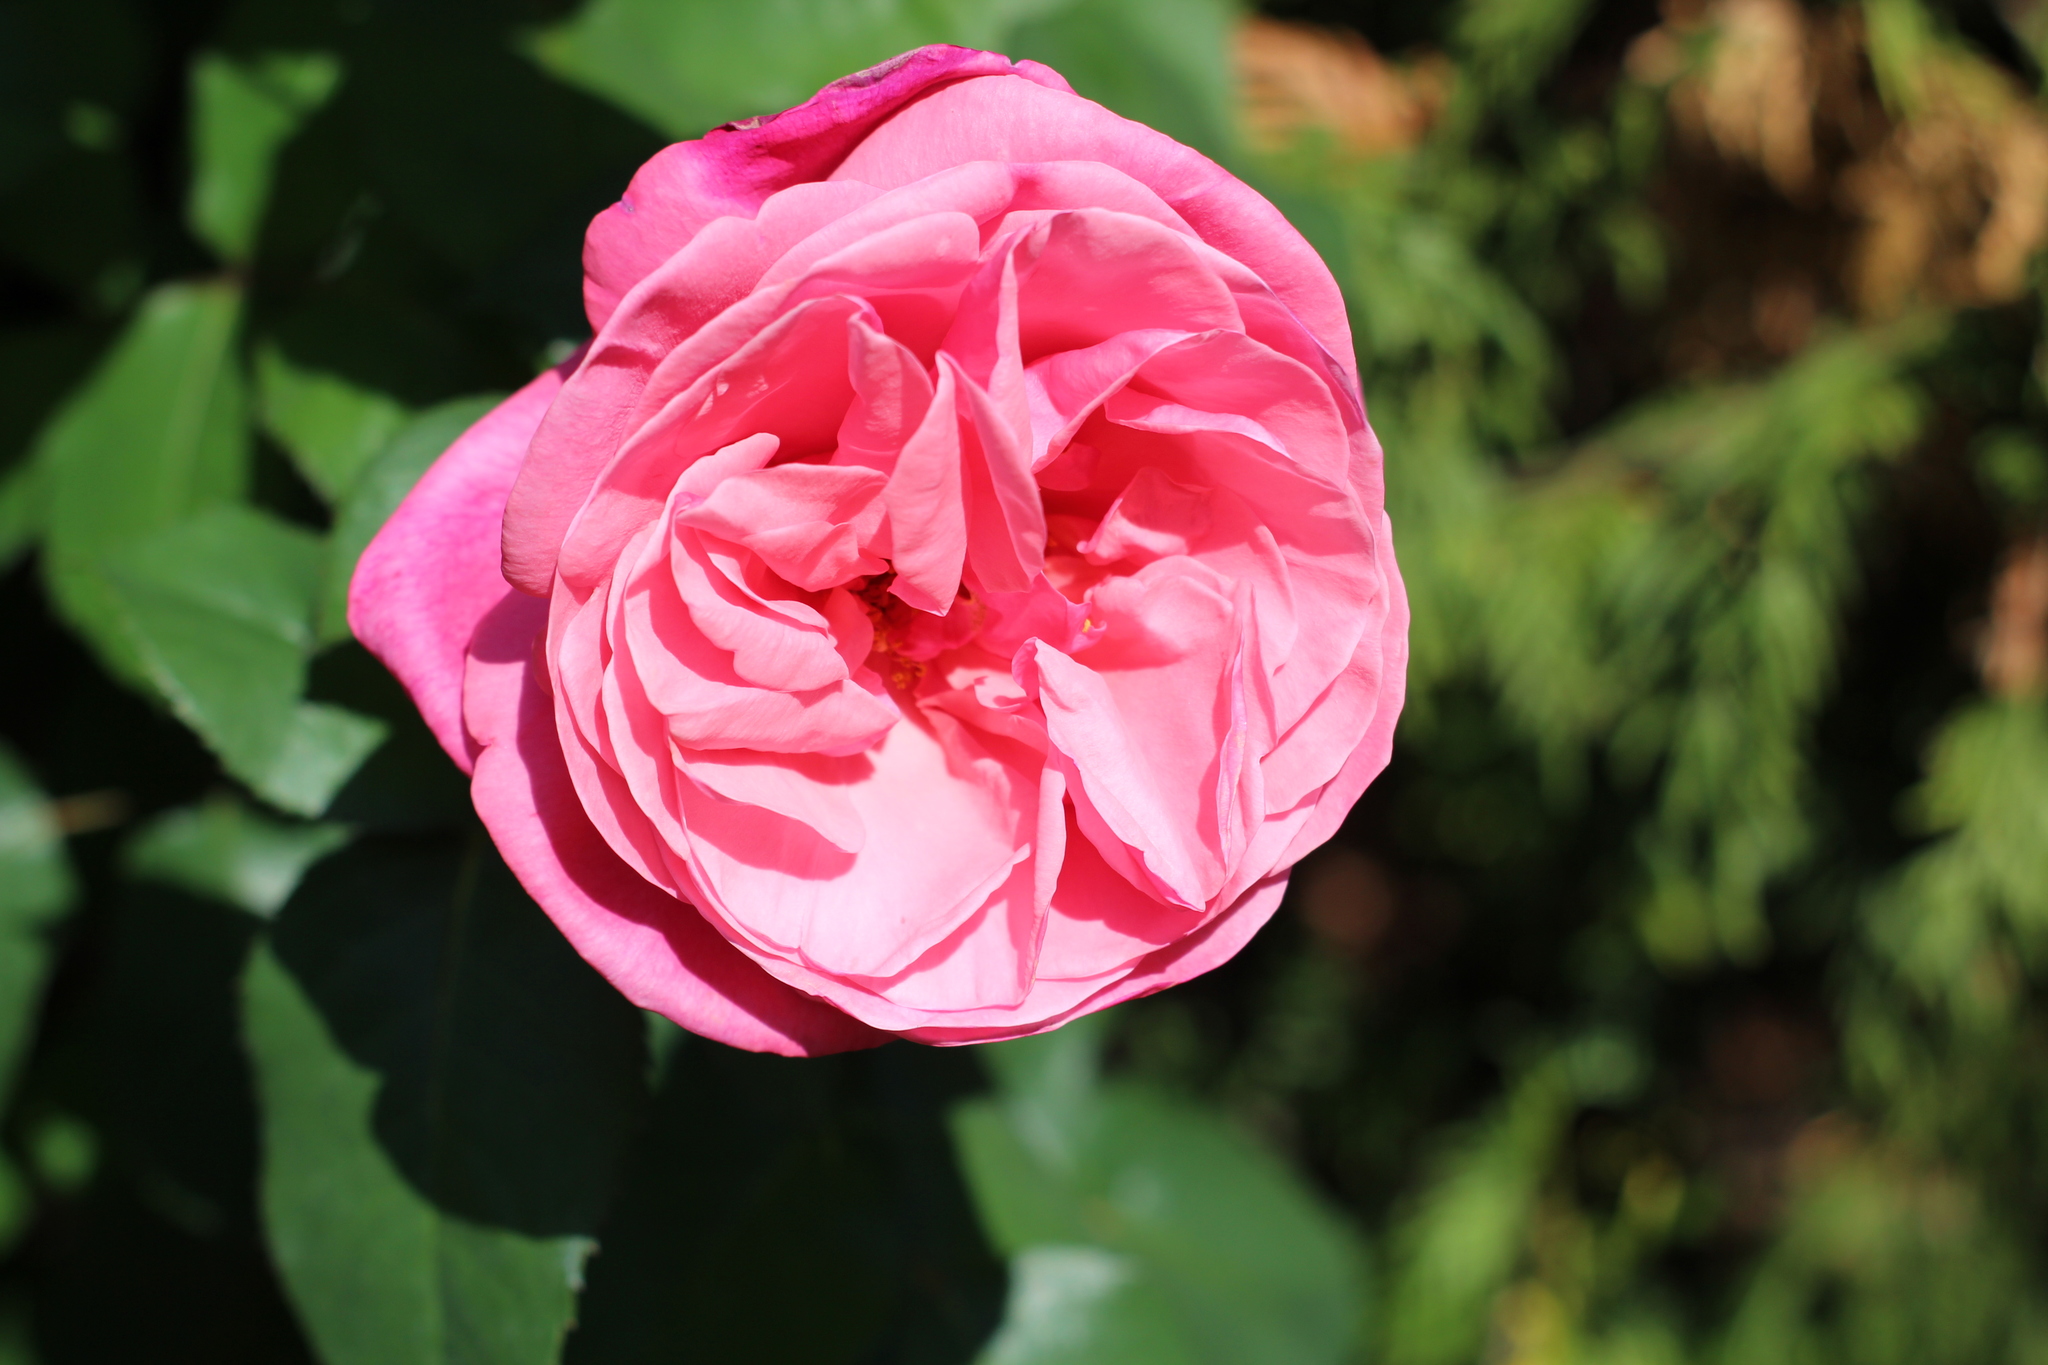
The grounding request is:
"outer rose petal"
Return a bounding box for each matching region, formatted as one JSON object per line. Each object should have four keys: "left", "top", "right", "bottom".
{"left": 349, "top": 364, "right": 569, "bottom": 771}
{"left": 466, "top": 592, "right": 884, "bottom": 1056}
{"left": 582, "top": 46, "right": 1074, "bottom": 330}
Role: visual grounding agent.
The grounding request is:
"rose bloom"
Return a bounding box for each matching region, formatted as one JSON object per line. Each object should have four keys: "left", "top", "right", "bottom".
{"left": 351, "top": 46, "right": 1407, "bottom": 1053}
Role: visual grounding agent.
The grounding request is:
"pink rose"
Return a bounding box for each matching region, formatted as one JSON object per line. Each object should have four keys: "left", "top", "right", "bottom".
{"left": 350, "top": 45, "right": 1407, "bottom": 1054}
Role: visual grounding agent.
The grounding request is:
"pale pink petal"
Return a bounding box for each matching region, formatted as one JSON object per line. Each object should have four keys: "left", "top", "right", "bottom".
{"left": 678, "top": 462, "right": 888, "bottom": 591}
{"left": 830, "top": 75, "right": 1357, "bottom": 384}
{"left": 949, "top": 355, "right": 1046, "bottom": 596}
{"left": 901, "top": 872, "right": 1291, "bottom": 1045}
{"left": 506, "top": 181, "right": 880, "bottom": 595}
{"left": 1015, "top": 208, "right": 1241, "bottom": 357}
{"left": 1019, "top": 559, "right": 1250, "bottom": 909}
{"left": 837, "top": 315, "right": 934, "bottom": 482}
{"left": 676, "top": 747, "right": 867, "bottom": 854}
{"left": 672, "top": 534, "right": 850, "bottom": 693}
{"left": 555, "top": 297, "right": 864, "bottom": 595}
{"left": 615, "top": 535, "right": 897, "bottom": 755}
{"left": 1023, "top": 328, "right": 1191, "bottom": 470}
{"left": 676, "top": 710, "right": 1035, "bottom": 979}
{"left": 1279, "top": 512, "right": 1409, "bottom": 865}
{"left": 882, "top": 360, "right": 967, "bottom": 612}
{"left": 1032, "top": 806, "right": 1189, "bottom": 979}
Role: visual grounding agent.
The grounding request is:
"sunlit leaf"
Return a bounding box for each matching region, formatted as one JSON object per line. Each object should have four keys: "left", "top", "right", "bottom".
{"left": 524, "top": 0, "right": 1013, "bottom": 137}
{"left": 100, "top": 505, "right": 385, "bottom": 816}
{"left": 955, "top": 1018, "right": 1368, "bottom": 1365}
{"left": 34, "top": 281, "right": 249, "bottom": 686}
{"left": 187, "top": 50, "right": 341, "bottom": 263}
{"left": 1006, "top": 0, "right": 1234, "bottom": 155}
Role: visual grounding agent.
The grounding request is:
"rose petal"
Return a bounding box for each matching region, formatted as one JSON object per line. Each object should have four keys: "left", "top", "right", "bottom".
{"left": 351, "top": 364, "right": 566, "bottom": 770}
{"left": 582, "top": 47, "right": 1073, "bottom": 329}
{"left": 465, "top": 594, "right": 884, "bottom": 1055}
{"left": 830, "top": 74, "right": 1357, "bottom": 388}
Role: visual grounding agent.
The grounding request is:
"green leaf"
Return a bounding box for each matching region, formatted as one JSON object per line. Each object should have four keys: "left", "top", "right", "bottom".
{"left": 1005, "top": 0, "right": 1235, "bottom": 156}
{"left": 100, "top": 505, "right": 386, "bottom": 816}
{"left": 0, "top": 741, "right": 75, "bottom": 1103}
{"left": 0, "top": 320, "right": 110, "bottom": 571}
{"left": 321, "top": 393, "right": 502, "bottom": 645}
{"left": 565, "top": 1040, "right": 1004, "bottom": 1365}
{"left": 34, "top": 281, "right": 250, "bottom": 685}
{"left": 1377, "top": 1058, "right": 1578, "bottom": 1365}
{"left": 124, "top": 793, "right": 351, "bottom": 918}
{"left": 187, "top": 50, "right": 342, "bottom": 263}
{"left": 524, "top": 0, "right": 996, "bottom": 138}
{"left": 955, "top": 1019, "right": 1368, "bottom": 1365}
{"left": 243, "top": 833, "right": 646, "bottom": 1365}
{"left": 256, "top": 340, "right": 412, "bottom": 504}
{"left": 976, "top": 1245, "right": 1197, "bottom": 1365}
{"left": 0, "top": 740, "right": 71, "bottom": 1256}
{"left": 0, "top": 457, "right": 38, "bottom": 577}
{"left": 526, "top": 0, "right": 1233, "bottom": 154}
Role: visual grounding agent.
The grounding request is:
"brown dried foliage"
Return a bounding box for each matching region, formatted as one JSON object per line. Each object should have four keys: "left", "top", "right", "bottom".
{"left": 1235, "top": 17, "right": 1451, "bottom": 157}
{"left": 1645, "top": 0, "right": 2048, "bottom": 320}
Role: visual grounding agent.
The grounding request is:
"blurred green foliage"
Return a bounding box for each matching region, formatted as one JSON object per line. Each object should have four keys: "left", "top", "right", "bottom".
{"left": 2, "top": 0, "right": 2047, "bottom": 1361}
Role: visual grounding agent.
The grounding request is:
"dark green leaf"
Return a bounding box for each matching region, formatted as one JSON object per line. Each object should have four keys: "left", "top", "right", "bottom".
{"left": 188, "top": 50, "right": 342, "bottom": 264}
{"left": 567, "top": 1039, "right": 1005, "bottom": 1365}
{"left": 528, "top": 0, "right": 1084, "bottom": 138}
{"left": 99, "top": 505, "right": 386, "bottom": 815}
{"left": 0, "top": 0, "right": 147, "bottom": 196}
{"left": 0, "top": 740, "right": 74, "bottom": 1103}
{"left": 256, "top": 339, "right": 411, "bottom": 505}
{"left": 0, "top": 457, "right": 38, "bottom": 578}
{"left": 527, "top": 0, "right": 1233, "bottom": 156}
{"left": 244, "top": 833, "right": 646, "bottom": 1365}
{"left": 0, "top": 321, "right": 110, "bottom": 570}
{"left": 0, "top": 740, "right": 74, "bottom": 1257}
{"left": 320, "top": 393, "right": 501, "bottom": 645}
{"left": 124, "top": 794, "right": 350, "bottom": 918}
{"left": 35, "top": 282, "right": 250, "bottom": 685}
